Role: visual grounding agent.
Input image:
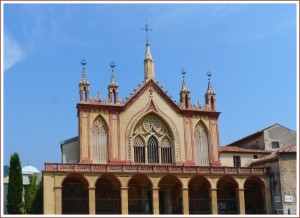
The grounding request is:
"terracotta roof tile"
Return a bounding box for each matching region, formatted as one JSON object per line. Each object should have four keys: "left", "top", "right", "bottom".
{"left": 250, "top": 144, "right": 297, "bottom": 166}
{"left": 219, "top": 146, "right": 271, "bottom": 154}
{"left": 278, "top": 144, "right": 297, "bottom": 153}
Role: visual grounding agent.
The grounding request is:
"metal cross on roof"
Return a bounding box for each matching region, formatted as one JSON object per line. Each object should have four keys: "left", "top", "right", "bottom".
{"left": 141, "top": 18, "right": 153, "bottom": 44}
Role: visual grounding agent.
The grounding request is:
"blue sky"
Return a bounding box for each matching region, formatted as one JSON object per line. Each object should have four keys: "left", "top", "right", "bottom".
{"left": 2, "top": 2, "right": 298, "bottom": 171}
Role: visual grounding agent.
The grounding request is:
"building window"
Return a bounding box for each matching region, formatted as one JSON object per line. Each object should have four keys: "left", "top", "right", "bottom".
{"left": 233, "top": 156, "right": 241, "bottom": 167}
{"left": 253, "top": 155, "right": 258, "bottom": 159}
{"left": 92, "top": 117, "right": 108, "bottom": 164}
{"left": 272, "top": 141, "right": 280, "bottom": 148}
{"left": 132, "top": 115, "right": 174, "bottom": 164}
{"left": 134, "top": 136, "right": 145, "bottom": 163}
{"left": 161, "top": 137, "right": 172, "bottom": 164}
{"left": 148, "top": 136, "right": 159, "bottom": 163}
{"left": 194, "top": 122, "right": 209, "bottom": 166}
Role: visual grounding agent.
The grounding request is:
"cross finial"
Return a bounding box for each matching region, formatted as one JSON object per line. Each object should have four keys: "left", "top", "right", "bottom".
{"left": 141, "top": 18, "right": 153, "bottom": 45}
{"left": 80, "top": 58, "right": 87, "bottom": 80}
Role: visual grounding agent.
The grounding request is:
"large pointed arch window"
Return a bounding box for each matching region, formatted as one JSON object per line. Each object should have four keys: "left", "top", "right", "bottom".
{"left": 92, "top": 117, "right": 108, "bottom": 164}
{"left": 194, "top": 122, "right": 209, "bottom": 166}
{"left": 132, "top": 115, "right": 174, "bottom": 164}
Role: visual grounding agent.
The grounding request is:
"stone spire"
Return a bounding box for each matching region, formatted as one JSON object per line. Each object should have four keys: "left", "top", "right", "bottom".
{"left": 79, "top": 58, "right": 90, "bottom": 102}
{"left": 108, "top": 61, "right": 119, "bottom": 104}
{"left": 179, "top": 68, "right": 191, "bottom": 109}
{"left": 142, "top": 21, "right": 155, "bottom": 82}
{"left": 205, "top": 70, "right": 217, "bottom": 111}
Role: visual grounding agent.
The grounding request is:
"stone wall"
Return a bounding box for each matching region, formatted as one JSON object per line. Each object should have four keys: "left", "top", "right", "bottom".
{"left": 279, "top": 153, "right": 297, "bottom": 215}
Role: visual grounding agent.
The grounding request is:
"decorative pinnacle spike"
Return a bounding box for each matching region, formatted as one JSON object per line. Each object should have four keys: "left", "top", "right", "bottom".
{"left": 110, "top": 61, "right": 116, "bottom": 70}
{"left": 81, "top": 59, "right": 87, "bottom": 67}
{"left": 80, "top": 58, "right": 87, "bottom": 80}
{"left": 181, "top": 68, "right": 187, "bottom": 77}
{"left": 207, "top": 70, "right": 212, "bottom": 80}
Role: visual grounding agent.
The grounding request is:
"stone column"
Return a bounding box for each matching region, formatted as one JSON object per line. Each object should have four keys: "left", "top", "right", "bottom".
{"left": 210, "top": 188, "right": 218, "bottom": 214}
{"left": 121, "top": 187, "right": 129, "bottom": 214}
{"left": 88, "top": 187, "right": 96, "bottom": 214}
{"left": 54, "top": 186, "right": 62, "bottom": 214}
{"left": 237, "top": 188, "right": 245, "bottom": 214}
{"left": 152, "top": 187, "right": 159, "bottom": 214}
{"left": 182, "top": 187, "right": 189, "bottom": 214}
{"left": 263, "top": 188, "right": 272, "bottom": 214}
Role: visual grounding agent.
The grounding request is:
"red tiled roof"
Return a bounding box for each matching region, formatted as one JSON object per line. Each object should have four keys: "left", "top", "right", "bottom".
{"left": 278, "top": 144, "right": 297, "bottom": 153}
{"left": 250, "top": 144, "right": 297, "bottom": 166}
{"left": 219, "top": 146, "right": 271, "bottom": 154}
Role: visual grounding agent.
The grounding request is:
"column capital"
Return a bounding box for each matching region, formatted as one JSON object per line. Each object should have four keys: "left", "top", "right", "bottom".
{"left": 210, "top": 188, "right": 218, "bottom": 191}
{"left": 182, "top": 187, "right": 189, "bottom": 191}
{"left": 152, "top": 187, "right": 159, "bottom": 190}
{"left": 54, "top": 186, "right": 62, "bottom": 189}
{"left": 88, "top": 186, "right": 96, "bottom": 190}
{"left": 120, "top": 186, "right": 129, "bottom": 190}
{"left": 236, "top": 188, "right": 245, "bottom": 191}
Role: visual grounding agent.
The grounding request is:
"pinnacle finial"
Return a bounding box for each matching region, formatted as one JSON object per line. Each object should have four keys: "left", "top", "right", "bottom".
{"left": 81, "top": 58, "right": 87, "bottom": 80}
{"left": 207, "top": 70, "right": 213, "bottom": 91}
{"left": 110, "top": 61, "right": 116, "bottom": 83}
{"left": 207, "top": 69, "right": 212, "bottom": 81}
{"left": 181, "top": 68, "right": 188, "bottom": 90}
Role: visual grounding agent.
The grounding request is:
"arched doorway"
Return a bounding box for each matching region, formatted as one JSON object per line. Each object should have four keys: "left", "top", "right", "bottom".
{"left": 128, "top": 174, "right": 153, "bottom": 214}
{"left": 244, "top": 177, "right": 265, "bottom": 214}
{"left": 188, "top": 176, "right": 211, "bottom": 214}
{"left": 217, "top": 176, "right": 238, "bottom": 214}
{"left": 95, "top": 174, "right": 121, "bottom": 214}
{"left": 159, "top": 175, "right": 182, "bottom": 214}
{"left": 62, "top": 174, "right": 89, "bottom": 214}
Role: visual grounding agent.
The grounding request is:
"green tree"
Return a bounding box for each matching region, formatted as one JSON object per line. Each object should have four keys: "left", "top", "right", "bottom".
{"left": 24, "top": 174, "right": 38, "bottom": 214}
{"left": 31, "top": 178, "right": 43, "bottom": 214}
{"left": 7, "top": 153, "right": 23, "bottom": 214}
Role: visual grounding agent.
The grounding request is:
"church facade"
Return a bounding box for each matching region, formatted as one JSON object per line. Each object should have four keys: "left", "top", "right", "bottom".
{"left": 43, "top": 34, "right": 271, "bottom": 215}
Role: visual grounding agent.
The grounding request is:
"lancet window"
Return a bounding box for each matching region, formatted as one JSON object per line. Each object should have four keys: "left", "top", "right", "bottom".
{"left": 194, "top": 122, "right": 209, "bottom": 166}
{"left": 92, "top": 117, "right": 108, "bottom": 164}
{"left": 132, "top": 115, "right": 173, "bottom": 164}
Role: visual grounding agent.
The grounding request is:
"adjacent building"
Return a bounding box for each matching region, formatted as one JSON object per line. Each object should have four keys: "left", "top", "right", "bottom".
{"left": 223, "top": 124, "right": 297, "bottom": 215}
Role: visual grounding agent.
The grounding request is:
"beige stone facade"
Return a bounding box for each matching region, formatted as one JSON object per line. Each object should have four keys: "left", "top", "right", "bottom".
{"left": 43, "top": 40, "right": 272, "bottom": 215}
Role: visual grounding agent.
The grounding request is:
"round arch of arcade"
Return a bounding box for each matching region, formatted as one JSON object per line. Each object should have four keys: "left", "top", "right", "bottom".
{"left": 59, "top": 173, "right": 268, "bottom": 215}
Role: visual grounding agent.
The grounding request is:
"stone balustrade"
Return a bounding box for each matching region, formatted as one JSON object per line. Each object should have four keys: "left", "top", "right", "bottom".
{"left": 44, "top": 163, "right": 270, "bottom": 175}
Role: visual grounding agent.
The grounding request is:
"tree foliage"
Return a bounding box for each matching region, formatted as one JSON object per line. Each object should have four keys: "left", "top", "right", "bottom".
{"left": 7, "top": 153, "right": 23, "bottom": 214}
{"left": 31, "top": 178, "right": 43, "bottom": 214}
{"left": 24, "top": 174, "right": 38, "bottom": 213}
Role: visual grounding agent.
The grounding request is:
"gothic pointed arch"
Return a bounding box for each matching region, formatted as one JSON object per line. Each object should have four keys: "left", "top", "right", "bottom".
{"left": 130, "top": 112, "right": 175, "bottom": 164}
{"left": 92, "top": 115, "right": 108, "bottom": 164}
{"left": 126, "top": 97, "right": 180, "bottom": 163}
{"left": 194, "top": 121, "right": 209, "bottom": 166}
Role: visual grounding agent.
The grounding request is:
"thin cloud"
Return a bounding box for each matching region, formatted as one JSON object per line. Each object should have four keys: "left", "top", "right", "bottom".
{"left": 4, "top": 32, "right": 24, "bottom": 71}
